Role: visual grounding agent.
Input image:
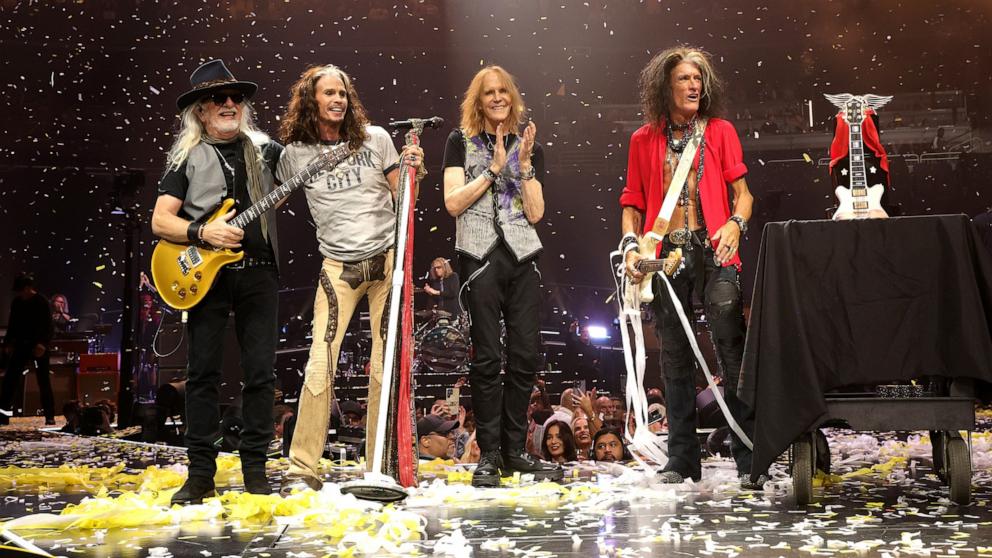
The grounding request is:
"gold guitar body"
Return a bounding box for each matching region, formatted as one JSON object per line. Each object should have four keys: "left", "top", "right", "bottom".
{"left": 151, "top": 199, "right": 244, "bottom": 310}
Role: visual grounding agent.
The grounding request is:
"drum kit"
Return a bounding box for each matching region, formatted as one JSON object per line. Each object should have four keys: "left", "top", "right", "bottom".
{"left": 414, "top": 308, "right": 471, "bottom": 373}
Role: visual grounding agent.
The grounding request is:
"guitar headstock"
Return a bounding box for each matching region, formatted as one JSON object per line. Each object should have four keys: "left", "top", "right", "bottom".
{"left": 824, "top": 93, "right": 893, "bottom": 125}
{"left": 309, "top": 142, "right": 351, "bottom": 172}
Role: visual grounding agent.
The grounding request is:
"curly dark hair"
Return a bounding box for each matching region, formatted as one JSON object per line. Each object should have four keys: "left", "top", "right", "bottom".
{"left": 279, "top": 64, "right": 369, "bottom": 151}
{"left": 541, "top": 419, "right": 578, "bottom": 462}
{"left": 638, "top": 45, "right": 725, "bottom": 125}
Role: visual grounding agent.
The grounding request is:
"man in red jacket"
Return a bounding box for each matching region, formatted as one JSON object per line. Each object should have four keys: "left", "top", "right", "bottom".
{"left": 619, "top": 45, "right": 764, "bottom": 489}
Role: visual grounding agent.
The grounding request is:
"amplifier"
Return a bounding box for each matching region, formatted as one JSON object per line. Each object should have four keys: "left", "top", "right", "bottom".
{"left": 80, "top": 353, "right": 119, "bottom": 374}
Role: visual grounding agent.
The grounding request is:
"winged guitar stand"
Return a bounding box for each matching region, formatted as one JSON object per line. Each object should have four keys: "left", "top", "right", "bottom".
{"left": 824, "top": 93, "right": 893, "bottom": 220}
{"left": 150, "top": 143, "right": 352, "bottom": 310}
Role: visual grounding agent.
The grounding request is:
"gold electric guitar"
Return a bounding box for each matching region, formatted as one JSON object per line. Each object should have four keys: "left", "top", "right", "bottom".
{"left": 151, "top": 144, "right": 351, "bottom": 310}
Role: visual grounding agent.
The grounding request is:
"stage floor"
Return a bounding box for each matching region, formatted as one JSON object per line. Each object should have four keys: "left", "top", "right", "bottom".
{"left": 2, "top": 415, "right": 991, "bottom": 557}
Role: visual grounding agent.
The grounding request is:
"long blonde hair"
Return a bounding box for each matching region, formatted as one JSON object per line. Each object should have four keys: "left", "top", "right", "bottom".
{"left": 431, "top": 257, "right": 453, "bottom": 279}
{"left": 165, "top": 99, "right": 269, "bottom": 170}
{"left": 459, "top": 65, "right": 526, "bottom": 137}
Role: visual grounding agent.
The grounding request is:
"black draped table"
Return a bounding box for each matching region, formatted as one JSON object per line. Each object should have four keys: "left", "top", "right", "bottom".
{"left": 740, "top": 214, "right": 992, "bottom": 477}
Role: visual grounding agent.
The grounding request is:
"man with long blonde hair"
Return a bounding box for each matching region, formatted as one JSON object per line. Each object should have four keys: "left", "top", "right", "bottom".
{"left": 442, "top": 65, "right": 562, "bottom": 487}
{"left": 151, "top": 59, "right": 283, "bottom": 504}
{"left": 423, "top": 257, "right": 460, "bottom": 316}
{"left": 619, "top": 46, "right": 761, "bottom": 488}
{"left": 275, "top": 64, "right": 424, "bottom": 494}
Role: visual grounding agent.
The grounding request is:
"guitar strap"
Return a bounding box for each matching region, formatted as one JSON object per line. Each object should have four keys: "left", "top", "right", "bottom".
{"left": 647, "top": 118, "right": 706, "bottom": 242}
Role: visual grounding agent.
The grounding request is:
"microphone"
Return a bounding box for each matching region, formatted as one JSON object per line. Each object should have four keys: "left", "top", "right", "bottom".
{"left": 388, "top": 116, "right": 445, "bottom": 130}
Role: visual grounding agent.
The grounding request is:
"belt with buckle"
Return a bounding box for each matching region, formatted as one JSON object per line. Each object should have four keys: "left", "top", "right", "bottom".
{"left": 664, "top": 228, "right": 708, "bottom": 248}
{"left": 228, "top": 257, "right": 276, "bottom": 270}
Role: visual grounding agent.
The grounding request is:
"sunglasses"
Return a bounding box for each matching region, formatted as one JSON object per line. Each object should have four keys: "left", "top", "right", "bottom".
{"left": 208, "top": 92, "right": 245, "bottom": 105}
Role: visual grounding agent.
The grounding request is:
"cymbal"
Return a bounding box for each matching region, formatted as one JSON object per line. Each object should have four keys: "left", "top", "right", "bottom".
{"left": 415, "top": 308, "right": 453, "bottom": 320}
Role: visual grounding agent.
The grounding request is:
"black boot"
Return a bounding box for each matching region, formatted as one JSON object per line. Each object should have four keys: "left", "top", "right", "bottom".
{"left": 472, "top": 450, "right": 502, "bottom": 488}
{"left": 171, "top": 476, "right": 216, "bottom": 505}
{"left": 243, "top": 470, "right": 272, "bottom": 495}
{"left": 501, "top": 450, "right": 564, "bottom": 482}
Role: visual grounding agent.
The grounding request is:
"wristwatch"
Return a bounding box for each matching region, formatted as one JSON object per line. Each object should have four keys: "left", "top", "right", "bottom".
{"left": 728, "top": 215, "right": 748, "bottom": 234}
{"left": 519, "top": 165, "right": 536, "bottom": 181}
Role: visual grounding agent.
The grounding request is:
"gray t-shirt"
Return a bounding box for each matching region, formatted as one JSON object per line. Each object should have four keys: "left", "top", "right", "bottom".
{"left": 277, "top": 125, "right": 400, "bottom": 261}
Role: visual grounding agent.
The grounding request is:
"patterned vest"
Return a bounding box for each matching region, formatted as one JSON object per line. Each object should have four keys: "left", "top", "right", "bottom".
{"left": 455, "top": 132, "right": 543, "bottom": 262}
{"left": 180, "top": 141, "right": 280, "bottom": 266}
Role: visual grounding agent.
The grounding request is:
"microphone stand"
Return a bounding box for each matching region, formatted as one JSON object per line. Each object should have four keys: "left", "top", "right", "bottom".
{"left": 341, "top": 120, "right": 426, "bottom": 502}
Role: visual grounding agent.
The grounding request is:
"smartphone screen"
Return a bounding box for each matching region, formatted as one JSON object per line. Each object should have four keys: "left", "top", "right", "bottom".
{"left": 574, "top": 380, "right": 586, "bottom": 396}
{"left": 445, "top": 387, "right": 458, "bottom": 417}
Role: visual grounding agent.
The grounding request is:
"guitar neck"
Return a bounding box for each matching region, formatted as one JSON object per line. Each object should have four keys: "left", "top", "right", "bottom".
{"left": 848, "top": 122, "right": 868, "bottom": 192}
{"left": 228, "top": 154, "right": 337, "bottom": 229}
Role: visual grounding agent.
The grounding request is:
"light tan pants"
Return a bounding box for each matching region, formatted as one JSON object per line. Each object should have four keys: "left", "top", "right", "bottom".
{"left": 287, "top": 251, "right": 392, "bottom": 481}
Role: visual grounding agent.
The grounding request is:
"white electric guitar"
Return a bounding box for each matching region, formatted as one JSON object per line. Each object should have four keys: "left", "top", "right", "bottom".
{"left": 824, "top": 93, "right": 892, "bottom": 220}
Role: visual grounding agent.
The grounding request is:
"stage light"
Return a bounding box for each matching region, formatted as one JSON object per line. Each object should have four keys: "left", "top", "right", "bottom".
{"left": 586, "top": 325, "right": 609, "bottom": 340}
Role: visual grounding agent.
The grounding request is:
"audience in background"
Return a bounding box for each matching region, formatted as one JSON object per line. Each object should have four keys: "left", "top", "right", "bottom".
{"left": 592, "top": 427, "right": 630, "bottom": 463}
{"left": 571, "top": 415, "right": 593, "bottom": 460}
{"left": 540, "top": 419, "right": 577, "bottom": 464}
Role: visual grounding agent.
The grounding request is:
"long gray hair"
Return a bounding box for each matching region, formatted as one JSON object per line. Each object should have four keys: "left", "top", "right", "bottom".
{"left": 165, "top": 99, "right": 269, "bottom": 170}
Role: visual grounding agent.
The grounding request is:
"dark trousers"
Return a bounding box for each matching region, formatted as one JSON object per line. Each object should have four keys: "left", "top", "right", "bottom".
{"left": 650, "top": 235, "right": 755, "bottom": 478}
{"left": 0, "top": 345, "right": 54, "bottom": 421}
{"left": 185, "top": 266, "right": 278, "bottom": 479}
{"left": 460, "top": 243, "right": 542, "bottom": 454}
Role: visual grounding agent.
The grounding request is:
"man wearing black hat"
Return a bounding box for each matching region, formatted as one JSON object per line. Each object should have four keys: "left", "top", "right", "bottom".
{"left": 417, "top": 414, "right": 459, "bottom": 460}
{"left": 151, "top": 59, "right": 284, "bottom": 504}
{"left": 0, "top": 273, "right": 55, "bottom": 426}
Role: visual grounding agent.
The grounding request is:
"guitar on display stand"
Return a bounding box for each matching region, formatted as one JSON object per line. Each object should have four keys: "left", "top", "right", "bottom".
{"left": 824, "top": 93, "right": 893, "bottom": 220}
{"left": 150, "top": 143, "right": 352, "bottom": 310}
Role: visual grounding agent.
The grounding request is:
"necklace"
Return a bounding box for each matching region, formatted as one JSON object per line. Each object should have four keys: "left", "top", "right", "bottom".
{"left": 665, "top": 118, "right": 707, "bottom": 249}
{"left": 666, "top": 113, "right": 697, "bottom": 154}
{"left": 211, "top": 145, "right": 236, "bottom": 177}
{"left": 483, "top": 131, "right": 509, "bottom": 152}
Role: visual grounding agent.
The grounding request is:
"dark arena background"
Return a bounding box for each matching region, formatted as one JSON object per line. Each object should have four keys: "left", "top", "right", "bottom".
{"left": 2, "top": 1, "right": 992, "bottom": 557}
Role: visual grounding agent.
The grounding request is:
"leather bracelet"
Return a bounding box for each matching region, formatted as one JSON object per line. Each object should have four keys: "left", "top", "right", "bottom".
{"left": 187, "top": 221, "right": 200, "bottom": 243}
{"left": 619, "top": 233, "right": 638, "bottom": 254}
{"left": 519, "top": 165, "right": 536, "bottom": 181}
{"left": 481, "top": 168, "right": 498, "bottom": 183}
{"left": 728, "top": 215, "right": 748, "bottom": 234}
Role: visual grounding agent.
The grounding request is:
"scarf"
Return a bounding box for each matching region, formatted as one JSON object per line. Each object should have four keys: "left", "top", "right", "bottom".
{"left": 202, "top": 132, "right": 268, "bottom": 240}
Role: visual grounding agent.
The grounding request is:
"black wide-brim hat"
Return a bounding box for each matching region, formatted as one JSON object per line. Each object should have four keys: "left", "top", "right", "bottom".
{"left": 176, "top": 59, "right": 258, "bottom": 111}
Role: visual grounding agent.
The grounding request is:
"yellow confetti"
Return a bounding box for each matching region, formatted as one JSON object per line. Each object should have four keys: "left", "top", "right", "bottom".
{"left": 92, "top": 281, "right": 103, "bottom": 288}
{"left": 802, "top": 152, "right": 812, "bottom": 163}
{"left": 95, "top": 264, "right": 106, "bottom": 271}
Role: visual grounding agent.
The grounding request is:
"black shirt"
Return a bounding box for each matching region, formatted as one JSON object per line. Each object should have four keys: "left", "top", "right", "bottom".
{"left": 441, "top": 129, "right": 545, "bottom": 182}
{"left": 4, "top": 293, "right": 53, "bottom": 347}
{"left": 426, "top": 273, "right": 461, "bottom": 316}
{"left": 158, "top": 139, "right": 284, "bottom": 261}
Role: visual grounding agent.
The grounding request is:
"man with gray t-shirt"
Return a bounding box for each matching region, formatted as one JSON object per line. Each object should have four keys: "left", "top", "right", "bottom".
{"left": 275, "top": 64, "right": 424, "bottom": 494}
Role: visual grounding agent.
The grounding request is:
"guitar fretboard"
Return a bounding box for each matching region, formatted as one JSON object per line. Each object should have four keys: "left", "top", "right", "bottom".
{"left": 846, "top": 102, "right": 870, "bottom": 214}
{"left": 229, "top": 147, "right": 348, "bottom": 229}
